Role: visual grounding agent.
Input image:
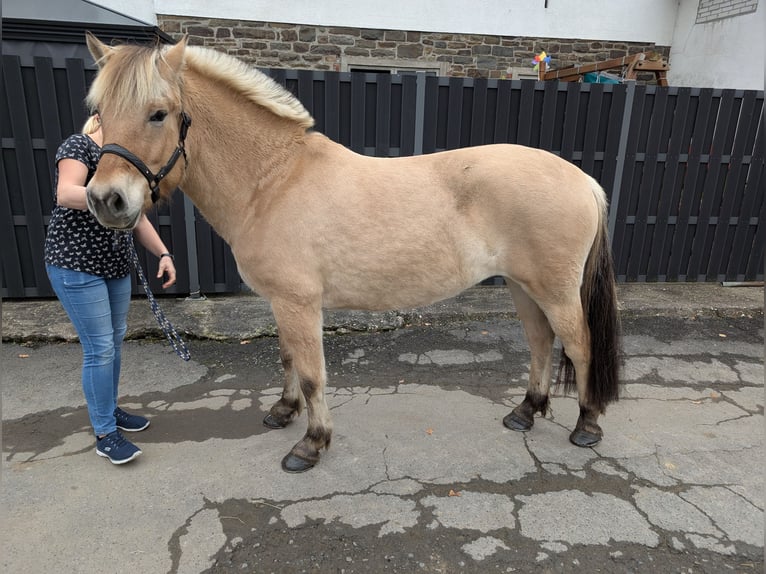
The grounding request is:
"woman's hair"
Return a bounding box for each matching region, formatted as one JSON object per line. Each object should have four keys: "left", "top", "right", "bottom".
{"left": 81, "top": 114, "right": 101, "bottom": 135}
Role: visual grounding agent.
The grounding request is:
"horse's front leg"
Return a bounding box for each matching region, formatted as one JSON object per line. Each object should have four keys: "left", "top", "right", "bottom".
{"left": 269, "top": 297, "right": 332, "bottom": 473}
{"left": 263, "top": 336, "right": 304, "bottom": 429}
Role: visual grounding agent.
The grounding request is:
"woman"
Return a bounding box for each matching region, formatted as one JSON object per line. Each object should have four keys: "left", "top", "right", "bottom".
{"left": 45, "top": 113, "right": 177, "bottom": 465}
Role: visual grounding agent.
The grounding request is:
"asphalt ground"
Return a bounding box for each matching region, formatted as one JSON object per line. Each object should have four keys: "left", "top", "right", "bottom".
{"left": 1, "top": 283, "right": 764, "bottom": 573}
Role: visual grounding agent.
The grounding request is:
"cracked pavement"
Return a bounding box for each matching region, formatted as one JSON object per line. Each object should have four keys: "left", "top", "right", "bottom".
{"left": 1, "top": 287, "right": 764, "bottom": 573}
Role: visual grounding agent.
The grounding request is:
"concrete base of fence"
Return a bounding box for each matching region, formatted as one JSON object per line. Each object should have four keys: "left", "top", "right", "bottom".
{"left": 2, "top": 283, "right": 763, "bottom": 344}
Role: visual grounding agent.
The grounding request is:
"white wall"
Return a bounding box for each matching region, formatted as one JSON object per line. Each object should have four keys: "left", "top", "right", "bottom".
{"left": 669, "top": 0, "right": 764, "bottom": 90}
{"left": 95, "top": 0, "right": 677, "bottom": 43}
{"left": 93, "top": 0, "right": 764, "bottom": 89}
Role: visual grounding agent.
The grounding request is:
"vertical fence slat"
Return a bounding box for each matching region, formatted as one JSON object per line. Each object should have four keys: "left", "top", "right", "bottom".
{"left": 631, "top": 87, "right": 668, "bottom": 281}
{"left": 193, "top": 215, "right": 215, "bottom": 293}
{"left": 2, "top": 56, "right": 30, "bottom": 297}
{"left": 613, "top": 84, "right": 645, "bottom": 280}
{"left": 688, "top": 90, "right": 735, "bottom": 280}
{"left": 5, "top": 55, "right": 50, "bottom": 295}
{"left": 728, "top": 101, "right": 764, "bottom": 279}
{"left": 580, "top": 83, "right": 603, "bottom": 176}
{"left": 470, "top": 77, "right": 487, "bottom": 147}
{"left": 602, "top": 84, "right": 627, "bottom": 205}
{"left": 400, "top": 74, "right": 417, "bottom": 156}
{"left": 64, "top": 58, "right": 89, "bottom": 128}
{"left": 34, "top": 57, "right": 63, "bottom": 196}
{"left": 667, "top": 88, "right": 714, "bottom": 280}
{"left": 375, "top": 73, "right": 391, "bottom": 156}
{"left": 647, "top": 87, "right": 690, "bottom": 280}
{"left": 493, "top": 79, "right": 512, "bottom": 143}
{"left": 350, "top": 72, "right": 365, "bottom": 153}
{"left": 515, "top": 80, "right": 535, "bottom": 146}
{"left": 745, "top": 189, "right": 765, "bottom": 279}
{"left": 297, "top": 69, "right": 314, "bottom": 118}
{"left": 539, "top": 80, "right": 558, "bottom": 151}
{"left": 446, "top": 76, "right": 463, "bottom": 150}
{"left": 0, "top": 132, "right": 25, "bottom": 295}
{"left": 708, "top": 91, "right": 757, "bottom": 280}
{"left": 560, "top": 82, "right": 580, "bottom": 161}
{"left": 420, "top": 76, "right": 439, "bottom": 154}
{"left": 323, "top": 71, "right": 340, "bottom": 142}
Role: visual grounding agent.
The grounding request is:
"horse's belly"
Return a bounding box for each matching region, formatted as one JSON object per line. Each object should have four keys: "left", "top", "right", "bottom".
{"left": 320, "top": 251, "right": 500, "bottom": 311}
{"left": 322, "top": 281, "right": 467, "bottom": 311}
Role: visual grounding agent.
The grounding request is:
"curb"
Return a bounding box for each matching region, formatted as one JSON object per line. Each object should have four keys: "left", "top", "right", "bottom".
{"left": 2, "top": 284, "right": 762, "bottom": 344}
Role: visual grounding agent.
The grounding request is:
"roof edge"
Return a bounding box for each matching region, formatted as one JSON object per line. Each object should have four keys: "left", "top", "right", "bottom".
{"left": 2, "top": 18, "right": 174, "bottom": 44}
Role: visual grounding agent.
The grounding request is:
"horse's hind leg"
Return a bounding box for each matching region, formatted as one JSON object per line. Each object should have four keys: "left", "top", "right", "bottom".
{"left": 269, "top": 298, "right": 333, "bottom": 473}
{"left": 503, "top": 281, "right": 555, "bottom": 431}
{"left": 542, "top": 296, "right": 603, "bottom": 447}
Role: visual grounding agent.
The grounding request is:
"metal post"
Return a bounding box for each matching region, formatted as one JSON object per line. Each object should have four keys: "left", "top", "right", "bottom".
{"left": 414, "top": 72, "right": 426, "bottom": 156}
{"left": 182, "top": 193, "right": 204, "bottom": 300}
{"left": 608, "top": 81, "right": 635, "bottom": 244}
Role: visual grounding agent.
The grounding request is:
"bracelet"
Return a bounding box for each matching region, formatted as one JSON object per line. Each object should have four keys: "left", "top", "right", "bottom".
{"left": 159, "top": 252, "right": 174, "bottom": 261}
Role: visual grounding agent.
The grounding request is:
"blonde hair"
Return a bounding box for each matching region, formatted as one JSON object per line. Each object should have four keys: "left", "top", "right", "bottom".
{"left": 82, "top": 114, "right": 101, "bottom": 135}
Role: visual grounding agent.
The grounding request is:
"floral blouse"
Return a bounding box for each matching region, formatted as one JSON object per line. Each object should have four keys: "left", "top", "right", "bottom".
{"left": 44, "top": 134, "right": 132, "bottom": 278}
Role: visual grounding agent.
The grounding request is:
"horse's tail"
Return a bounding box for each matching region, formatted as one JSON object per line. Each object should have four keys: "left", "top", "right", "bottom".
{"left": 557, "top": 176, "right": 622, "bottom": 413}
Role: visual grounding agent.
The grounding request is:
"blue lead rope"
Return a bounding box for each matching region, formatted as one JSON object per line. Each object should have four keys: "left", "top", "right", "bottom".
{"left": 131, "top": 244, "right": 191, "bottom": 361}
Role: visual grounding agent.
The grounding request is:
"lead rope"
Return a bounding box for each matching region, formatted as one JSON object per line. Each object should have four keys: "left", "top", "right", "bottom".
{"left": 130, "top": 241, "right": 191, "bottom": 361}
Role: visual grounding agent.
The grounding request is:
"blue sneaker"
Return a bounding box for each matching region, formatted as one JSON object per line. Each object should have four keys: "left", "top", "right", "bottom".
{"left": 96, "top": 430, "right": 142, "bottom": 464}
{"left": 114, "top": 407, "right": 150, "bottom": 432}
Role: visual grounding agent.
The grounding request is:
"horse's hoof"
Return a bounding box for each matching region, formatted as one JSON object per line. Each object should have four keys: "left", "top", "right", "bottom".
{"left": 503, "top": 411, "right": 533, "bottom": 432}
{"left": 263, "top": 413, "right": 287, "bottom": 429}
{"left": 569, "top": 428, "right": 602, "bottom": 447}
{"left": 281, "top": 453, "right": 318, "bottom": 473}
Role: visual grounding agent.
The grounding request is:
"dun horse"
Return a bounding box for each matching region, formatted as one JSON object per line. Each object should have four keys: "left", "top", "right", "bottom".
{"left": 84, "top": 34, "right": 621, "bottom": 473}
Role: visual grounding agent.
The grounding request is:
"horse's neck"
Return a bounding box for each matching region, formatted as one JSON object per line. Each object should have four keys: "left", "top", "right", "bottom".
{"left": 180, "top": 79, "right": 306, "bottom": 246}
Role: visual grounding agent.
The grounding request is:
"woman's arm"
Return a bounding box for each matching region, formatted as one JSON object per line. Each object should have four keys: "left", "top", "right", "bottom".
{"left": 55, "top": 159, "right": 90, "bottom": 210}
{"left": 133, "top": 215, "right": 177, "bottom": 288}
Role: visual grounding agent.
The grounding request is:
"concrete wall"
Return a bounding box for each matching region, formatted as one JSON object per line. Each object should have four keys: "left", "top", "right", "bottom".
{"left": 669, "top": 0, "right": 764, "bottom": 89}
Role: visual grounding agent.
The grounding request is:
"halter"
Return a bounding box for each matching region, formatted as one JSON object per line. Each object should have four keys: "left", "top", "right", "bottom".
{"left": 100, "top": 111, "right": 192, "bottom": 204}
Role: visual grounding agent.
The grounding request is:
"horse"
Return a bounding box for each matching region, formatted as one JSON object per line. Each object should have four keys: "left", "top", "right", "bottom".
{"left": 83, "top": 33, "right": 621, "bottom": 473}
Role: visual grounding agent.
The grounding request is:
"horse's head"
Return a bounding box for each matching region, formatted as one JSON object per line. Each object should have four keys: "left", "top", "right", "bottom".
{"left": 84, "top": 33, "right": 190, "bottom": 230}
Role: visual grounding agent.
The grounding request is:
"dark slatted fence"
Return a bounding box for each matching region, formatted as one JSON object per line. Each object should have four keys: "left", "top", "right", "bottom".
{"left": 2, "top": 57, "right": 763, "bottom": 298}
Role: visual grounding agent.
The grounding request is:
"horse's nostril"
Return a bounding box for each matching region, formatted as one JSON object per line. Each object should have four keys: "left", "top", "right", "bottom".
{"left": 106, "top": 190, "right": 126, "bottom": 213}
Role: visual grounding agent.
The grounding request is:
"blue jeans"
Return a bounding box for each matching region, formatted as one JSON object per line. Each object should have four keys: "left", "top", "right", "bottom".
{"left": 46, "top": 264, "right": 132, "bottom": 436}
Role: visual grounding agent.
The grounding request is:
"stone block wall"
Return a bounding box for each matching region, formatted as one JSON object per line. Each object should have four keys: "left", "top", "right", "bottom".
{"left": 159, "top": 15, "right": 670, "bottom": 81}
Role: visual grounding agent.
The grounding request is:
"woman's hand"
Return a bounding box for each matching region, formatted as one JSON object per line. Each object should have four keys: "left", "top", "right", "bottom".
{"left": 134, "top": 215, "right": 177, "bottom": 289}
{"left": 157, "top": 255, "right": 177, "bottom": 289}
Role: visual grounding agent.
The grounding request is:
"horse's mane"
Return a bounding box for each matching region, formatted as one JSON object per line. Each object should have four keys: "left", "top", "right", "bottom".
{"left": 87, "top": 42, "right": 315, "bottom": 129}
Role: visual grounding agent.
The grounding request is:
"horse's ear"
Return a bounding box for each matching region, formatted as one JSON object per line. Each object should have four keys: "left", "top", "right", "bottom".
{"left": 85, "top": 32, "right": 116, "bottom": 67}
{"left": 163, "top": 35, "right": 188, "bottom": 74}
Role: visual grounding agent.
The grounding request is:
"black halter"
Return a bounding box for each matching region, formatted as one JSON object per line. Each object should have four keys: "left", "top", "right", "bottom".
{"left": 100, "top": 112, "right": 192, "bottom": 204}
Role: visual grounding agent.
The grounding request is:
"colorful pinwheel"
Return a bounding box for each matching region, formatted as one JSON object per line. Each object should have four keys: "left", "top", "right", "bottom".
{"left": 533, "top": 51, "right": 551, "bottom": 71}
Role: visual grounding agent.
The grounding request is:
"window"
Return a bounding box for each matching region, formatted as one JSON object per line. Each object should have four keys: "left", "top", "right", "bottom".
{"left": 341, "top": 56, "right": 447, "bottom": 76}
{"left": 508, "top": 66, "right": 540, "bottom": 81}
{"left": 696, "top": 0, "right": 758, "bottom": 23}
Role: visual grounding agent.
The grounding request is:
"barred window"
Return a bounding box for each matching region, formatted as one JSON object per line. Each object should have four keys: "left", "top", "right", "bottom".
{"left": 696, "top": 0, "right": 759, "bottom": 24}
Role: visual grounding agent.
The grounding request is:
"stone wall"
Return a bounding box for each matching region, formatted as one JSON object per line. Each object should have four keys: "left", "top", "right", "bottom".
{"left": 158, "top": 15, "right": 669, "bottom": 81}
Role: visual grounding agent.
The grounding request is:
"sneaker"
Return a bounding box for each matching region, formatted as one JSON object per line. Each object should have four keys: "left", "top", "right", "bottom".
{"left": 114, "top": 407, "right": 150, "bottom": 432}
{"left": 96, "top": 430, "right": 142, "bottom": 464}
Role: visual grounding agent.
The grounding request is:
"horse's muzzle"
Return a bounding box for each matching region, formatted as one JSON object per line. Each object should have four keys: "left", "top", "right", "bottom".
{"left": 86, "top": 186, "right": 141, "bottom": 230}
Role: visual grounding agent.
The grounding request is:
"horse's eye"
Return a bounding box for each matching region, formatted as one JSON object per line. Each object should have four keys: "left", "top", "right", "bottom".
{"left": 149, "top": 110, "right": 168, "bottom": 123}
